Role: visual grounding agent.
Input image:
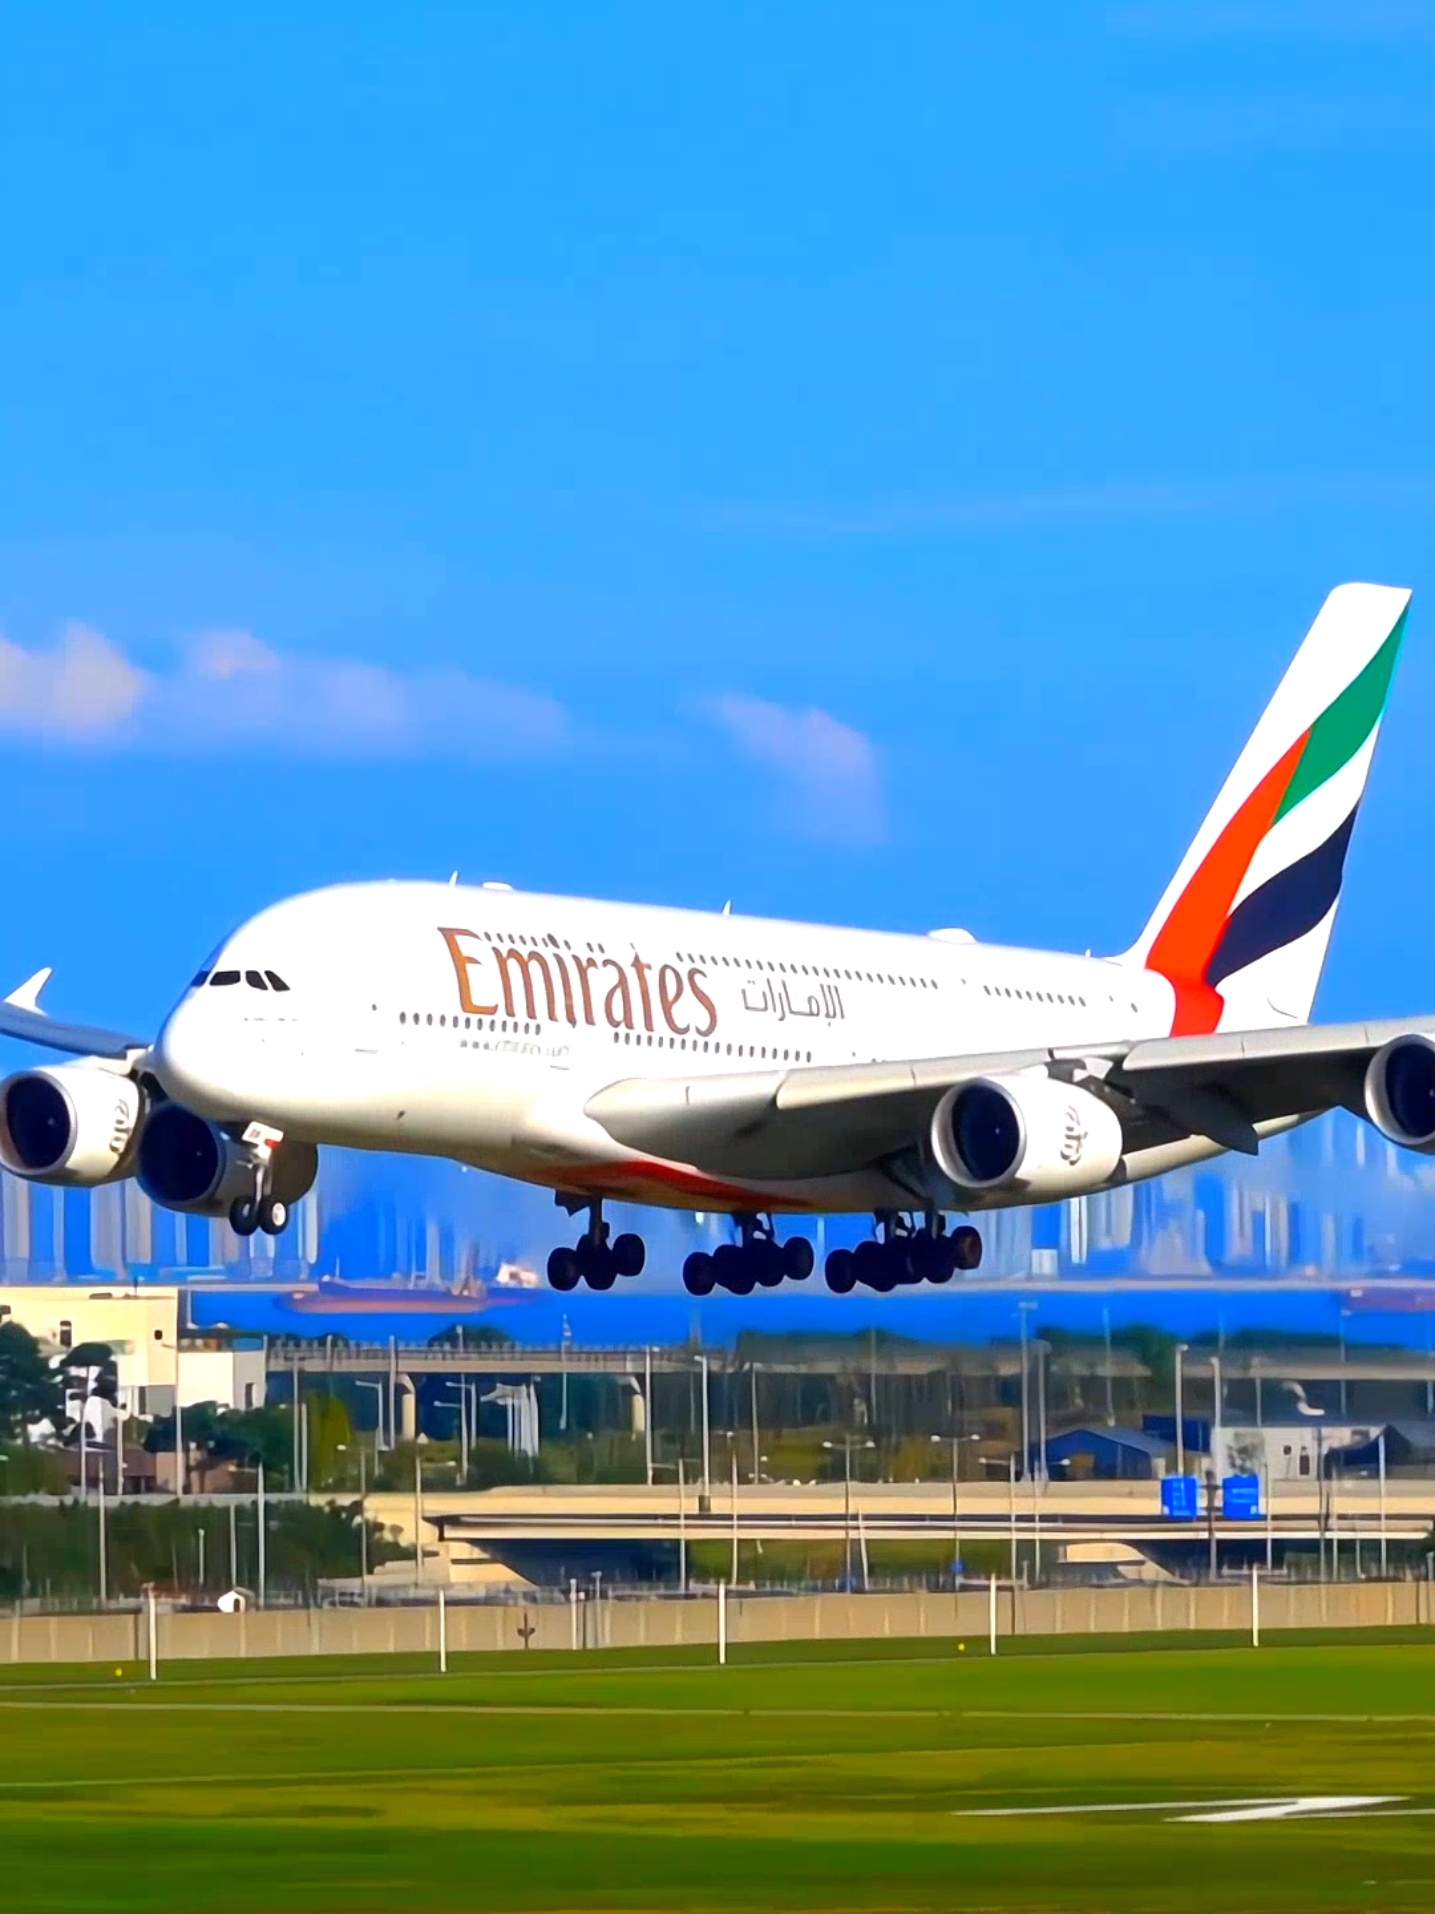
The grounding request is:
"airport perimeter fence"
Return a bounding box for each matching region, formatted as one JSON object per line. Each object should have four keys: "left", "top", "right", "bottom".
{"left": 6, "top": 1574, "right": 1435, "bottom": 1666}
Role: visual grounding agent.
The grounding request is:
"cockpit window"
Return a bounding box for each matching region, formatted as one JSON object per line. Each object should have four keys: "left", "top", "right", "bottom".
{"left": 210, "top": 970, "right": 241, "bottom": 987}
{"left": 190, "top": 971, "right": 210, "bottom": 989}
{"left": 245, "top": 970, "right": 268, "bottom": 990}
{"left": 265, "top": 971, "right": 290, "bottom": 992}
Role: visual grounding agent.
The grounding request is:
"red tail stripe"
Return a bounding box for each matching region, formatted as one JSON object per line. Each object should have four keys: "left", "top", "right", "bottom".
{"left": 1146, "top": 729, "right": 1308, "bottom": 1036}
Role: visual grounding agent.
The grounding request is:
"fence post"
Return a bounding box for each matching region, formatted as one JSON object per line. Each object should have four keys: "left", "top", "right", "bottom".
{"left": 988, "top": 1574, "right": 997, "bottom": 1656}
{"left": 569, "top": 1578, "right": 578, "bottom": 1651}
{"left": 147, "top": 1590, "right": 158, "bottom": 1683}
{"left": 438, "top": 1588, "right": 448, "bottom": 1675}
{"left": 1251, "top": 1564, "right": 1260, "bottom": 1649}
{"left": 717, "top": 1580, "right": 727, "bottom": 1666}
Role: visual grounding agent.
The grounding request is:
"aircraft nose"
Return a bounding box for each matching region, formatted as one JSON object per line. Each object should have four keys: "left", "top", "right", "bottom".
{"left": 154, "top": 999, "right": 245, "bottom": 1121}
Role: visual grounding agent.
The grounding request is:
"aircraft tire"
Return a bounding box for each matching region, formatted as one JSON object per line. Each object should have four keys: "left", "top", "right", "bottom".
{"left": 824, "top": 1247, "right": 856, "bottom": 1294}
{"left": 783, "top": 1236, "right": 815, "bottom": 1281}
{"left": 951, "top": 1225, "right": 982, "bottom": 1271}
{"left": 682, "top": 1251, "right": 715, "bottom": 1296}
{"left": 229, "top": 1198, "right": 260, "bottom": 1238}
{"left": 613, "top": 1232, "right": 646, "bottom": 1278}
{"left": 547, "top": 1246, "right": 581, "bottom": 1291}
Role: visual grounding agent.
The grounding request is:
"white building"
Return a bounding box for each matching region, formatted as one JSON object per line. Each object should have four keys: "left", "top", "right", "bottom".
{"left": 0, "top": 1285, "right": 265, "bottom": 1417}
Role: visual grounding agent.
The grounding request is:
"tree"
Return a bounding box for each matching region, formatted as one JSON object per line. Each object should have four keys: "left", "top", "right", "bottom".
{"left": 0, "top": 1321, "right": 61, "bottom": 1439}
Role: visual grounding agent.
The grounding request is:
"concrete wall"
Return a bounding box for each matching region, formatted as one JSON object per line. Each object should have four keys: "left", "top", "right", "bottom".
{"left": 5, "top": 1576, "right": 1435, "bottom": 1666}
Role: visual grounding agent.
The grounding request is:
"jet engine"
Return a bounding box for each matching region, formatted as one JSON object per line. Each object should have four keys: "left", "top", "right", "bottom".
{"left": 137, "top": 1102, "right": 318, "bottom": 1217}
{"left": 930, "top": 1074, "right": 1124, "bottom": 1199}
{"left": 0, "top": 1061, "right": 144, "bottom": 1187}
{"left": 1364, "top": 1033, "right": 1435, "bottom": 1152}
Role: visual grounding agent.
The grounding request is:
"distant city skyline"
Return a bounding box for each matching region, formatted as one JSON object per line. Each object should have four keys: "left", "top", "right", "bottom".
{"left": 4, "top": 1107, "right": 1433, "bottom": 1290}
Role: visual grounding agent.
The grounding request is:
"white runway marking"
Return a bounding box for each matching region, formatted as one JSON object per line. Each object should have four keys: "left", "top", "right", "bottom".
{"left": 956, "top": 1794, "right": 1407, "bottom": 1823}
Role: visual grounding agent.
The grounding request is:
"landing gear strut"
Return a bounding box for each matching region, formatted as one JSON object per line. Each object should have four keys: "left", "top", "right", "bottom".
{"left": 824, "top": 1212, "right": 981, "bottom": 1292}
{"left": 682, "top": 1215, "right": 815, "bottom": 1296}
{"left": 227, "top": 1125, "right": 291, "bottom": 1238}
{"left": 546, "top": 1195, "right": 646, "bottom": 1291}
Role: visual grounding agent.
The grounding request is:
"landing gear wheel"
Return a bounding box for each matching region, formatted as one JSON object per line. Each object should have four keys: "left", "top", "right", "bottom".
{"left": 854, "top": 1240, "right": 894, "bottom": 1292}
{"left": 753, "top": 1239, "right": 785, "bottom": 1288}
{"left": 258, "top": 1197, "right": 289, "bottom": 1236}
{"left": 714, "top": 1243, "right": 753, "bottom": 1295}
{"left": 682, "top": 1251, "right": 715, "bottom": 1296}
{"left": 547, "top": 1246, "right": 580, "bottom": 1291}
{"left": 951, "top": 1225, "right": 982, "bottom": 1271}
{"left": 580, "top": 1242, "right": 617, "bottom": 1290}
{"left": 229, "top": 1197, "right": 260, "bottom": 1238}
{"left": 824, "top": 1247, "right": 856, "bottom": 1294}
{"left": 612, "top": 1232, "right": 646, "bottom": 1278}
{"left": 782, "top": 1236, "right": 815, "bottom": 1281}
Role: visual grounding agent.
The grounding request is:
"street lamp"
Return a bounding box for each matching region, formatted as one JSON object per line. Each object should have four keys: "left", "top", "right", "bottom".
{"left": 1016, "top": 1302, "right": 1039, "bottom": 1479}
{"left": 1174, "top": 1343, "right": 1189, "bottom": 1478}
{"left": 930, "top": 1433, "right": 982, "bottom": 1584}
{"left": 337, "top": 1443, "right": 369, "bottom": 1588}
{"left": 821, "top": 1435, "right": 875, "bottom": 1588}
{"left": 353, "top": 1379, "right": 388, "bottom": 1458}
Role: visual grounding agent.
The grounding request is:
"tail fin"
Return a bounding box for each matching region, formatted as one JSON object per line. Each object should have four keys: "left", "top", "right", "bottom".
{"left": 1120, "top": 581, "right": 1411, "bottom": 1034}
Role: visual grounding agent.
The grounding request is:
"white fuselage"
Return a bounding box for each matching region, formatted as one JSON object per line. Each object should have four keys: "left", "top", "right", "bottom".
{"left": 153, "top": 881, "right": 1180, "bottom": 1214}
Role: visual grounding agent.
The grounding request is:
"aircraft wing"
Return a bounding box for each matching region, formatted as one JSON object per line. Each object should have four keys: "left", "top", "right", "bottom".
{"left": 0, "top": 969, "right": 147, "bottom": 1062}
{"left": 584, "top": 1015, "right": 1435, "bottom": 1182}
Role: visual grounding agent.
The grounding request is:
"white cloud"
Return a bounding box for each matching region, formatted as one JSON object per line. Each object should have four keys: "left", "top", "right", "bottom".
{"left": 0, "top": 624, "right": 568, "bottom": 759}
{"left": 708, "top": 693, "right": 885, "bottom": 847}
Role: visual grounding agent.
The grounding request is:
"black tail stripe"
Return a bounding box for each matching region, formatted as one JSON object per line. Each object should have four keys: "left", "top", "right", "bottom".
{"left": 1204, "top": 808, "right": 1357, "bottom": 990}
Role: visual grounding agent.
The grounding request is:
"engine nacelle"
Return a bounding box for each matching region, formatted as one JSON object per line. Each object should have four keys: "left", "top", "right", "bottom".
{"left": 930, "top": 1074, "right": 1124, "bottom": 1199}
{"left": 1365, "top": 1034, "right": 1435, "bottom": 1152}
{"left": 137, "top": 1102, "right": 318, "bottom": 1217}
{"left": 0, "top": 1062, "right": 144, "bottom": 1186}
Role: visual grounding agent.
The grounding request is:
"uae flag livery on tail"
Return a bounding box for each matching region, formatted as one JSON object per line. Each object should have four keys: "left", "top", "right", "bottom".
{"left": 1122, "top": 583, "right": 1411, "bottom": 1036}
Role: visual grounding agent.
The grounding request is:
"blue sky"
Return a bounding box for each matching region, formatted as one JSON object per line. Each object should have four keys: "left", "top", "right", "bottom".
{"left": 2, "top": 3, "right": 1434, "bottom": 1043}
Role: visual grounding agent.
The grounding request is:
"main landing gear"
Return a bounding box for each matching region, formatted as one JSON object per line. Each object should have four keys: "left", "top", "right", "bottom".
{"left": 546, "top": 1195, "right": 646, "bottom": 1292}
{"left": 682, "top": 1215, "right": 816, "bottom": 1296}
{"left": 823, "top": 1213, "right": 981, "bottom": 1293}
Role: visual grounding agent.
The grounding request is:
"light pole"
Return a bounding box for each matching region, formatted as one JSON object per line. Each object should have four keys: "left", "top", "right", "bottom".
{"left": 1034, "top": 1339, "right": 1050, "bottom": 1491}
{"left": 1016, "top": 1303, "right": 1037, "bottom": 1479}
{"left": 197, "top": 1525, "right": 207, "bottom": 1594}
{"left": 338, "top": 1443, "right": 370, "bottom": 1588}
{"left": 354, "top": 1379, "right": 387, "bottom": 1456}
{"left": 1102, "top": 1307, "right": 1115, "bottom": 1427}
{"left": 1338, "top": 1306, "right": 1351, "bottom": 1418}
{"left": 822, "top": 1435, "right": 874, "bottom": 1588}
{"left": 1174, "top": 1343, "right": 1188, "bottom": 1478}
{"left": 698, "top": 1354, "right": 712, "bottom": 1496}
{"left": 932, "top": 1433, "right": 981, "bottom": 1582}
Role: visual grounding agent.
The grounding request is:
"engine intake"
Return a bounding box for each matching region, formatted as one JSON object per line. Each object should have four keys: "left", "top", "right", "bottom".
{"left": 137, "top": 1103, "right": 318, "bottom": 1217}
{"left": 930, "top": 1074, "right": 1124, "bottom": 1199}
{"left": 1365, "top": 1034, "right": 1435, "bottom": 1151}
{"left": 0, "top": 1063, "right": 143, "bottom": 1186}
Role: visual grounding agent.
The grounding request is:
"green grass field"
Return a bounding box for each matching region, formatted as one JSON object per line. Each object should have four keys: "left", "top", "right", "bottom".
{"left": 4, "top": 1632, "right": 1435, "bottom": 1911}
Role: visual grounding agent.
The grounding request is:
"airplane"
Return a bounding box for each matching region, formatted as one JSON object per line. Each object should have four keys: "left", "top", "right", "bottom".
{"left": 0, "top": 580, "right": 1430, "bottom": 1299}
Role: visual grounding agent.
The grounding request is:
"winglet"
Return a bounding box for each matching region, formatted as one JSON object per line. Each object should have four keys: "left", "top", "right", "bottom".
{"left": 6, "top": 968, "right": 52, "bottom": 1014}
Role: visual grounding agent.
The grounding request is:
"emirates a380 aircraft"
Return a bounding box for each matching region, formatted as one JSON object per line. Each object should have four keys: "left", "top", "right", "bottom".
{"left": 1, "top": 582, "right": 1430, "bottom": 1297}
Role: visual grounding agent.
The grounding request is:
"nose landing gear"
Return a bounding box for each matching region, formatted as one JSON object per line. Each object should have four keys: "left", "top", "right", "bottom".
{"left": 227, "top": 1124, "right": 292, "bottom": 1238}
{"left": 546, "top": 1195, "right": 646, "bottom": 1291}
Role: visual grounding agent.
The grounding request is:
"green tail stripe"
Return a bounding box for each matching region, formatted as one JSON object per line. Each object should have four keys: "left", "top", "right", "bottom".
{"left": 1274, "top": 606, "right": 1408, "bottom": 823}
